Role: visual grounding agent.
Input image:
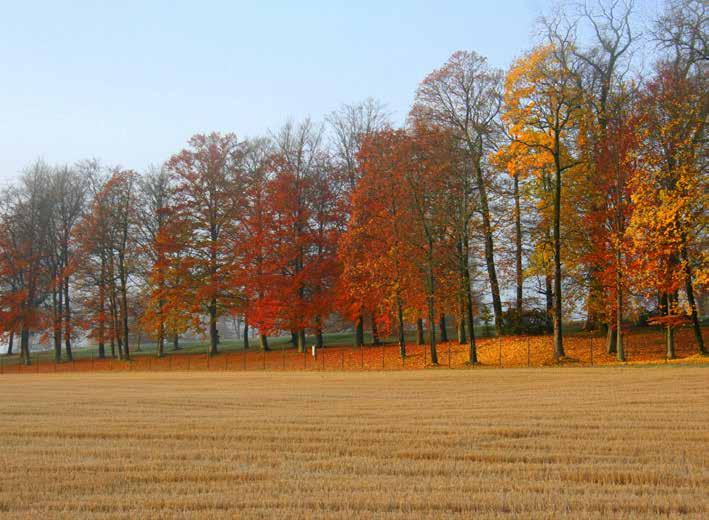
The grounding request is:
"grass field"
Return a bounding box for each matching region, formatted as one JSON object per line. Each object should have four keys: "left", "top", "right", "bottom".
{"left": 1, "top": 368, "right": 707, "bottom": 518}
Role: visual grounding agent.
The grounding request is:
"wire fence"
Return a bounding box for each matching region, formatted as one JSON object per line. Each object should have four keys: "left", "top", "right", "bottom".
{"left": 0, "top": 328, "right": 703, "bottom": 375}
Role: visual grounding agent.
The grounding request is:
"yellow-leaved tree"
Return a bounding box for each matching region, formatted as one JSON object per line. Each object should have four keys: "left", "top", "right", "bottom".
{"left": 501, "top": 43, "right": 585, "bottom": 359}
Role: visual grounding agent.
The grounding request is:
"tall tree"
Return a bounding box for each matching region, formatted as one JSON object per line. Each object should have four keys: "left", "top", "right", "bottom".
{"left": 628, "top": 64, "right": 706, "bottom": 357}
{"left": 49, "top": 166, "right": 87, "bottom": 361}
{"left": 573, "top": 0, "right": 638, "bottom": 360}
{"left": 328, "top": 99, "right": 390, "bottom": 346}
{"left": 502, "top": 41, "right": 584, "bottom": 359}
{"left": 413, "top": 51, "right": 505, "bottom": 335}
{"left": 265, "top": 120, "right": 341, "bottom": 352}
{"left": 0, "top": 162, "right": 53, "bottom": 365}
{"left": 167, "top": 133, "right": 245, "bottom": 355}
{"left": 137, "top": 165, "right": 174, "bottom": 357}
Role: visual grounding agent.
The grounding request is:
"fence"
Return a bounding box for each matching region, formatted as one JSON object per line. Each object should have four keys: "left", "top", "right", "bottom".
{"left": 0, "top": 327, "right": 703, "bottom": 375}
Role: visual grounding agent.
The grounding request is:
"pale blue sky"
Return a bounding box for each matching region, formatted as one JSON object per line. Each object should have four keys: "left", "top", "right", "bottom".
{"left": 0, "top": 1, "right": 548, "bottom": 181}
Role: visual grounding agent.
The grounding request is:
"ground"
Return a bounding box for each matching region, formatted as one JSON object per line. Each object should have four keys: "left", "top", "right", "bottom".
{"left": 2, "top": 326, "right": 706, "bottom": 373}
{"left": 0, "top": 368, "right": 707, "bottom": 519}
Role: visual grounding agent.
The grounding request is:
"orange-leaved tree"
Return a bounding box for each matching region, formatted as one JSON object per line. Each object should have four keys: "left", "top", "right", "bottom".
{"left": 167, "top": 133, "right": 245, "bottom": 355}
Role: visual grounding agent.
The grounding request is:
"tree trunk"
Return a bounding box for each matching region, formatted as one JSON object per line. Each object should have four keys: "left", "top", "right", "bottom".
{"left": 7, "top": 331, "right": 14, "bottom": 356}
{"left": 234, "top": 316, "right": 241, "bottom": 339}
{"left": 545, "top": 274, "right": 554, "bottom": 333}
{"left": 172, "top": 333, "right": 180, "bottom": 351}
{"left": 426, "top": 254, "right": 438, "bottom": 365}
{"left": 416, "top": 318, "right": 424, "bottom": 346}
{"left": 110, "top": 287, "right": 123, "bottom": 360}
{"left": 457, "top": 298, "right": 467, "bottom": 344}
{"left": 120, "top": 269, "right": 129, "bottom": 361}
{"left": 396, "top": 294, "right": 406, "bottom": 358}
{"left": 64, "top": 276, "right": 73, "bottom": 361}
{"left": 615, "top": 251, "right": 625, "bottom": 362}
{"left": 108, "top": 254, "right": 123, "bottom": 360}
{"left": 314, "top": 315, "right": 324, "bottom": 349}
{"left": 552, "top": 160, "right": 564, "bottom": 359}
{"left": 665, "top": 289, "right": 677, "bottom": 359}
{"left": 297, "top": 329, "right": 306, "bottom": 353}
{"left": 20, "top": 327, "right": 31, "bottom": 366}
{"left": 666, "top": 326, "right": 675, "bottom": 359}
{"left": 53, "top": 287, "right": 62, "bottom": 363}
{"left": 465, "top": 278, "right": 477, "bottom": 364}
{"left": 156, "top": 328, "right": 164, "bottom": 358}
{"left": 473, "top": 162, "right": 503, "bottom": 334}
{"left": 371, "top": 315, "right": 381, "bottom": 346}
{"left": 156, "top": 289, "right": 165, "bottom": 358}
{"left": 208, "top": 297, "right": 218, "bottom": 355}
{"left": 681, "top": 247, "right": 705, "bottom": 354}
{"left": 514, "top": 172, "right": 523, "bottom": 313}
{"left": 243, "top": 317, "right": 249, "bottom": 350}
{"left": 259, "top": 334, "right": 269, "bottom": 351}
{"left": 354, "top": 314, "right": 364, "bottom": 347}
{"left": 461, "top": 236, "right": 477, "bottom": 363}
{"left": 439, "top": 315, "right": 448, "bottom": 343}
{"left": 98, "top": 259, "right": 106, "bottom": 358}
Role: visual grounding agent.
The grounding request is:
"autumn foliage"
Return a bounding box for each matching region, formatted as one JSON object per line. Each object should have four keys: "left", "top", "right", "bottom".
{"left": 0, "top": 1, "right": 705, "bottom": 365}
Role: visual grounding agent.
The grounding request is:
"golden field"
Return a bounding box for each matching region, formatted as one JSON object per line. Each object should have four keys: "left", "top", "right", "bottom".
{"left": 0, "top": 368, "right": 707, "bottom": 519}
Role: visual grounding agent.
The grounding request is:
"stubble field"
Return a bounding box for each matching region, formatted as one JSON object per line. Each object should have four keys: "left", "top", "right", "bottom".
{"left": 0, "top": 368, "right": 707, "bottom": 519}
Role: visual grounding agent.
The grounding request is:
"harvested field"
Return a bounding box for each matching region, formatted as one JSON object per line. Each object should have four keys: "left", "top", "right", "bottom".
{"left": 0, "top": 368, "right": 707, "bottom": 519}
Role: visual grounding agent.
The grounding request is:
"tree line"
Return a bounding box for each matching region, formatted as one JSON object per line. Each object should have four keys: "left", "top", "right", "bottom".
{"left": 1, "top": 0, "right": 705, "bottom": 366}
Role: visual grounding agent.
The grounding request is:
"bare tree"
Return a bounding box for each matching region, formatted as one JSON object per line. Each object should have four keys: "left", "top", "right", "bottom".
{"left": 412, "top": 51, "right": 506, "bottom": 335}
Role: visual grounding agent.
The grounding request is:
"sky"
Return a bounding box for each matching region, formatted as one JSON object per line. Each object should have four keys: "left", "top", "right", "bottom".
{"left": 0, "top": 1, "right": 548, "bottom": 183}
